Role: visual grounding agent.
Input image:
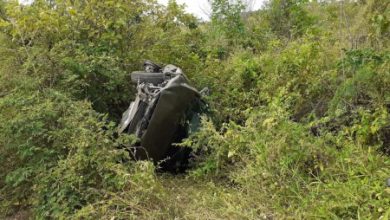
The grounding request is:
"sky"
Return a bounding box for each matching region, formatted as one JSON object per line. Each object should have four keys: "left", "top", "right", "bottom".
{"left": 20, "top": 0, "right": 265, "bottom": 21}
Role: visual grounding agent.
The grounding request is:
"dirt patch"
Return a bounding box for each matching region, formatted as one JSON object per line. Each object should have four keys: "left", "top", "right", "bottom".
{"left": 6, "top": 210, "right": 32, "bottom": 220}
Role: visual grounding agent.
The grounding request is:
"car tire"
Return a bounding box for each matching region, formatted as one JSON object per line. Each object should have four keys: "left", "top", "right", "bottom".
{"left": 131, "top": 71, "right": 165, "bottom": 85}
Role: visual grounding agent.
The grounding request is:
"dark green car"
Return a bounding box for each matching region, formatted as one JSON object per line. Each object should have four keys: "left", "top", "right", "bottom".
{"left": 119, "top": 61, "right": 206, "bottom": 171}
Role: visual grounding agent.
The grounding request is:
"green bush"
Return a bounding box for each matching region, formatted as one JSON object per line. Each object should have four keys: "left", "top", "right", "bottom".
{"left": 1, "top": 0, "right": 389, "bottom": 219}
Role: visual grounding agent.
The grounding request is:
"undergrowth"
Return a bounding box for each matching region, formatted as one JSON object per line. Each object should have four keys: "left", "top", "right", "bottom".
{"left": 0, "top": 0, "right": 389, "bottom": 219}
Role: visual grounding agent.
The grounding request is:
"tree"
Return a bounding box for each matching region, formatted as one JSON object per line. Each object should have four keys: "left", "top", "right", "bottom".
{"left": 265, "top": 0, "right": 314, "bottom": 39}
{"left": 201, "top": 0, "right": 257, "bottom": 18}
{"left": 209, "top": 0, "right": 245, "bottom": 41}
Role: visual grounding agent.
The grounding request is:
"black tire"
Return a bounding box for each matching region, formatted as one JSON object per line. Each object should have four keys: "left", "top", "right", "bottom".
{"left": 131, "top": 71, "right": 165, "bottom": 85}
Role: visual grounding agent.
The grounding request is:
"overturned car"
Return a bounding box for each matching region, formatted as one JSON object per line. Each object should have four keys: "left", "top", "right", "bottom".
{"left": 118, "top": 61, "right": 207, "bottom": 170}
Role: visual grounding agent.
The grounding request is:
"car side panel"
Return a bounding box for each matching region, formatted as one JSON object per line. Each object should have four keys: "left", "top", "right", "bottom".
{"left": 137, "top": 76, "right": 199, "bottom": 161}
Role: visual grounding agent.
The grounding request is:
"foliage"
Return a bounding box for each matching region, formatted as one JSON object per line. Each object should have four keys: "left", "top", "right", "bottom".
{"left": 264, "top": 0, "right": 315, "bottom": 39}
{"left": 182, "top": 0, "right": 390, "bottom": 218}
{"left": 0, "top": 0, "right": 199, "bottom": 218}
{"left": 0, "top": 0, "right": 389, "bottom": 219}
{"left": 209, "top": 0, "right": 245, "bottom": 41}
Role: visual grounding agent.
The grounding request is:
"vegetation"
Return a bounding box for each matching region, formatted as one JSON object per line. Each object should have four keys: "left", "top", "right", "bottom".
{"left": 0, "top": 0, "right": 389, "bottom": 219}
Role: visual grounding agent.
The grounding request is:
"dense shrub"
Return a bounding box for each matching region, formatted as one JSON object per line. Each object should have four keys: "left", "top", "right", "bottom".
{"left": 186, "top": 104, "right": 389, "bottom": 218}
{"left": 183, "top": 2, "right": 390, "bottom": 217}
{"left": 0, "top": 0, "right": 389, "bottom": 219}
{"left": 0, "top": 0, "right": 200, "bottom": 218}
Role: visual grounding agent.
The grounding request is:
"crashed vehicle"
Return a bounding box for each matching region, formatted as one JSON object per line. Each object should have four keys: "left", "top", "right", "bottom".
{"left": 118, "top": 61, "right": 207, "bottom": 170}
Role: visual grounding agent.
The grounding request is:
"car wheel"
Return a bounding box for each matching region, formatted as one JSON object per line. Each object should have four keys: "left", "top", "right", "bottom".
{"left": 131, "top": 71, "right": 165, "bottom": 85}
